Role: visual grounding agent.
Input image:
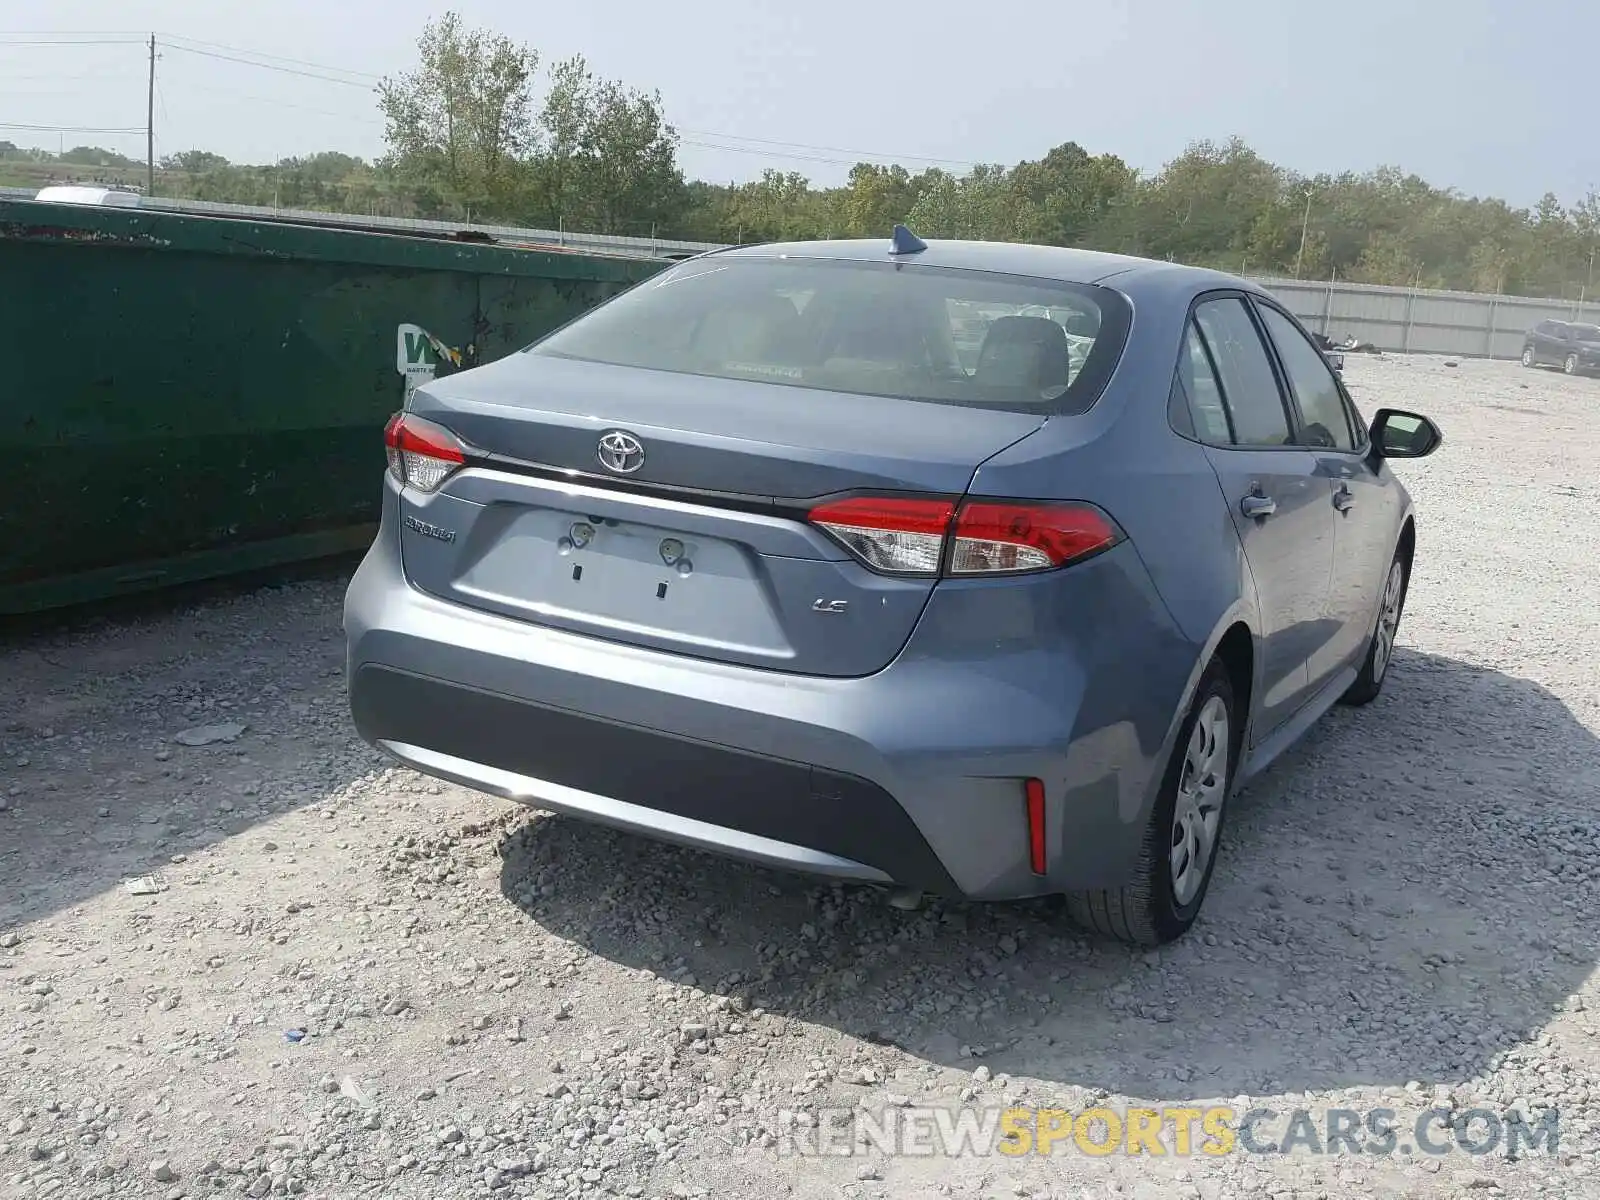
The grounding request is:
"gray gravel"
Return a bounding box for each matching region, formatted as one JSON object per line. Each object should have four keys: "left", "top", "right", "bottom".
{"left": 1, "top": 352, "right": 1598, "bottom": 1199}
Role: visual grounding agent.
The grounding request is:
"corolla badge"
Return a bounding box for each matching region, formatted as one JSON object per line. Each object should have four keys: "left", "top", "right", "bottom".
{"left": 403, "top": 514, "right": 456, "bottom": 543}
{"left": 597, "top": 430, "right": 646, "bottom": 474}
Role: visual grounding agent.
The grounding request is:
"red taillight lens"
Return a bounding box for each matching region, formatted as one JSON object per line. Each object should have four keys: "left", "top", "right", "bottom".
{"left": 808, "top": 495, "right": 1121, "bottom": 577}
{"left": 808, "top": 496, "right": 955, "bottom": 576}
{"left": 384, "top": 411, "right": 465, "bottom": 493}
{"left": 1025, "top": 777, "right": 1047, "bottom": 875}
{"left": 949, "top": 501, "right": 1121, "bottom": 575}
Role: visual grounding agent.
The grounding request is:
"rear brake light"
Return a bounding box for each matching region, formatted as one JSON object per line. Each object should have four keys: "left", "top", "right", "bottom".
{"left": 808, "top": 496, "right": 955, "bottom": 576}
{"left": 807, "top": 496, "right": 1121, "bottom": 577}
{"left": 949, "top": 501, "right": 1121, "bottom": 575}
{"left": 384, "top": 411, "right": 465, "bottom": 493}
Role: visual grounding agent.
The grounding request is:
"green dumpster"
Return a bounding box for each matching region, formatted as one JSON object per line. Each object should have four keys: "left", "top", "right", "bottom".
{"left": 0, "top": 198, "right": 666, "bottom": 614}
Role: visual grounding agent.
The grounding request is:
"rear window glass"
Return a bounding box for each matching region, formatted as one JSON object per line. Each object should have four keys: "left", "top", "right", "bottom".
{"left": 527, "top": 256, "right": 1131, "bottom": 415}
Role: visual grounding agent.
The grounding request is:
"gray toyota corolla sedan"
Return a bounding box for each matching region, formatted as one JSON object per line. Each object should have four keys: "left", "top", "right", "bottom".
{"left": 344, "top": 227, "right": 1441, "bottom": 945}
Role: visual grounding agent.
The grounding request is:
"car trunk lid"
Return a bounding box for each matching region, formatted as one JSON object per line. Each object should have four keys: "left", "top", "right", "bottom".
{"left": 397, "top": 356, "right": 1044, "bottom": 677}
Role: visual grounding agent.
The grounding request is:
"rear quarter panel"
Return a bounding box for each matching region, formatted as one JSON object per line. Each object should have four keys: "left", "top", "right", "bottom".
{"left": 961, "top": 277, "right": 1263, "bottom": 842}
{"left": 968, "top": 279, "right": 1257, "bottom": 657}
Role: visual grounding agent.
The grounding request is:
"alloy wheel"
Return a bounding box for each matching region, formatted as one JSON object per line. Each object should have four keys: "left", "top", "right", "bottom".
{"left": 1372, "top": 560, "right": 1404, "bottom": 684}
{"left": 1170, "top": 695, "right": 1229, "bottom": 907}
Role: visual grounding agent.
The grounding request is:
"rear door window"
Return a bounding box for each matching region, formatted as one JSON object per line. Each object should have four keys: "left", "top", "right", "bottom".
{"left": 1192, "top": 297, "right": 1293, "bottom": 447}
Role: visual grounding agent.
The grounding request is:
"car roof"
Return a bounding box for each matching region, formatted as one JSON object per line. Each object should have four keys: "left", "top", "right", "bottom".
{"left": 711, "top": 237, "right": 1258, "bottom": 299}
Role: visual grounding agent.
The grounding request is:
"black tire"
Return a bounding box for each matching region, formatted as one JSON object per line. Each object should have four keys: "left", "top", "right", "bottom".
{"left": 1339, "top": 549, "right": 1409, "bottom": 707}
{"left": 1520, "top": 346, "right": 1534, "bottom": 368}
{"left": 1065, "top": 660, "right": 1238, "bottom": 946}
{"left": 1565, "top": 353, "right": 1580, "bottom": 376}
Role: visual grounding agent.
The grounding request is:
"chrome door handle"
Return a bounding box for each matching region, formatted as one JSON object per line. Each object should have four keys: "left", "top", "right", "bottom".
{"left": 1240, "top": 493, "right": 1277, "bottom": 519}
{"left": 1333, "top": 487, "right": 1355, "bottom": 512}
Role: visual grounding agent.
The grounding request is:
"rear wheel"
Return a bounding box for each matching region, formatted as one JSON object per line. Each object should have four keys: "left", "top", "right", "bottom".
{"left": 1340, "top": 552, "right": 1408, "bottom": 707}
{"left": 1565, "top": 353, "right": 1580, "bottom": 376}
{"left": 1066, "top": 660, "right": 1236, "bottom": 946}
{"left": 1521, "top": 346, "right": 1535, "bottom": 367}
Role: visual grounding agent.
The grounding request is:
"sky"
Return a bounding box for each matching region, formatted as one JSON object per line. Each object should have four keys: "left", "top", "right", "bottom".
{"left": 2, "top": 0, "right": 1596, "bottom": 210}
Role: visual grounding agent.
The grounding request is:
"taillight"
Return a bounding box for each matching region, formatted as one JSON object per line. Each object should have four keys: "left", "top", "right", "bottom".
{"left": 384, "top": 412, "right": 465, "bottom": 493}
{"left": 808, "top": 496, "right": 955, "bottom": 576}
{"left": 948, "top": 501, "right": 1121, "bottom": 575}
{"left": 807, "top": 495, "right": 1121, "bottom": 578}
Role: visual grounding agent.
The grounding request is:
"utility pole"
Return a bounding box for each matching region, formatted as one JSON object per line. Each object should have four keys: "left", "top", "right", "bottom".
{"left": 146, "top": 34, "right": 156, "bottom": 196}
{"left": 1294, "top": 188, "right": 1314, "bottom": 279}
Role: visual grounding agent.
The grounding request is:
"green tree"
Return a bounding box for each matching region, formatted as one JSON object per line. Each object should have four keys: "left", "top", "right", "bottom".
{"left": 1008, "top": 142, "right": 1136, "bottom": 246}
{"left": 722, "top": 170, "right": 833, "bottom": 241}
{"left": 160, "top": 150, "right": 230, "bottom": 173}
{"left": 905, "top": 165, "right": 1034, "bottom": 240}
{"left": 378, "top": 10, "right": 539, "bottom": 216}
{"left": 839, "top": 163, "right": 940, "bottom": 237}
{"left": 530, "top": 56, "right": 687, "bottom": 236}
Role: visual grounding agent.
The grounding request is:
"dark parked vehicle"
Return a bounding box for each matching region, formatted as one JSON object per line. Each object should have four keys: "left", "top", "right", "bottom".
{"left": 345, "top": 229, "right": 1442, "bottom": 945}
{"left": 1521, "top": 320, "right": 1600, "bottom": 375}
{"left": 1314, "top": 334, "right": 1346, "bottom": 374}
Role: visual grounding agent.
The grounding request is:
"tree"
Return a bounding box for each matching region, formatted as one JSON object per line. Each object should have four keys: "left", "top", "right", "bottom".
{"left": 1009, "top": 142, "right": 1136, "bottom": 246}
{"left": 1134, "top": 138, "right": 1285, "bottom": 266}
{"left": 530, "top": 56, "right": 688, "bottom": 236}
{"left": 722, "top": 170, "right": 832, "bottom": 242}
{"left": 59, "top": 146, "right": 135, "bottom": 167}
{"left": 160, "top": 150, "right": 230, "bottom": 173}
{"left": 1351, "top": 230, "right": 1425, "bottom": 287}
{"left": 905, "top": 165, "right": 1034, "bottom": 241}
{"left": 379, "top": 11, "right": 539, "bottom": 216}
{"left": 839, "top": 163, "right": 939, "bottom": 238}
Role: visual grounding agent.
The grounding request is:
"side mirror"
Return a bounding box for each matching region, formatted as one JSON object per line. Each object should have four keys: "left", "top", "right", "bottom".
{"left": 1370, "top": 408, "right": 1442, "bottom": 459}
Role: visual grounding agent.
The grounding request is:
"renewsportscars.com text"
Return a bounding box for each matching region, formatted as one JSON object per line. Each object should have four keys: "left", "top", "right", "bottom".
{"left": 776, "top": 1105, "right": 1560, "bottom": 1159}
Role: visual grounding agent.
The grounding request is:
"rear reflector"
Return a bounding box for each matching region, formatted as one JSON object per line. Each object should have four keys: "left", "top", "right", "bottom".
{"left": 1025, "top": 778, "right": 1047, "bottom": 875}
{"left": 808, "top": 495, "right": 1121, "bottom": 578}
{"left": 385, "top": 411, "right": 465, "bottom": 493}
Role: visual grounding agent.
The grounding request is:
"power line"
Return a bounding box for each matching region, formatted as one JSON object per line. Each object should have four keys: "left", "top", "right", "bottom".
{"left": 157, "top": 77, "right": 379, "bottom": 123}
{"left": 156, "top": 34, "right": 382, "bottom": 82}
{"left": 0, "top": 29, "right": 147, "bottom": 36}
{"left": 159, "top": 42, "right": 376, "bottom": 89}
{"left": 680, "top": 137, "right": 968, "bottom": 172}
{"left": 0, "top": 37, "right": 144, "bottom": 46}
{"left": 0, "top": 71, "right": 149, "bottom": 82}
{"left": 679, "top": 129, "right": 975, "bottom": 169}
{"left": 0, "top": 122, "right": 145, "bottom": 134}
{"left": 680, "top": 139, "right": 864, "bottom": 168}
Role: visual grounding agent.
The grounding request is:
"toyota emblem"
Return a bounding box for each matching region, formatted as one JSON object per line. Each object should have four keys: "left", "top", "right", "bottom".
{"left": 596, "top": 430, "right": 645, "bottom": 474}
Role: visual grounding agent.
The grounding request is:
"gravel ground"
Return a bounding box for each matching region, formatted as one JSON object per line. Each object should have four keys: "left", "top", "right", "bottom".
{"left": 2, "top": 352, "right": 1598, "bottom": 1200}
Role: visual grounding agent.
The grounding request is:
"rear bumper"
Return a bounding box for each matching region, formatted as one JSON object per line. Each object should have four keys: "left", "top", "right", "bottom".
{"left": 344, "top": 482, "right": 1198, "bottom": 900}
{"left": 352, "top": 664, "right": 957, "bottom": 891}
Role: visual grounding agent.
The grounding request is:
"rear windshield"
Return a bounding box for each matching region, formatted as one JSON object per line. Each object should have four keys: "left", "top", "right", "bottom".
{"left": 528, "top": 255, "right": 1131, "bottom": 415}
